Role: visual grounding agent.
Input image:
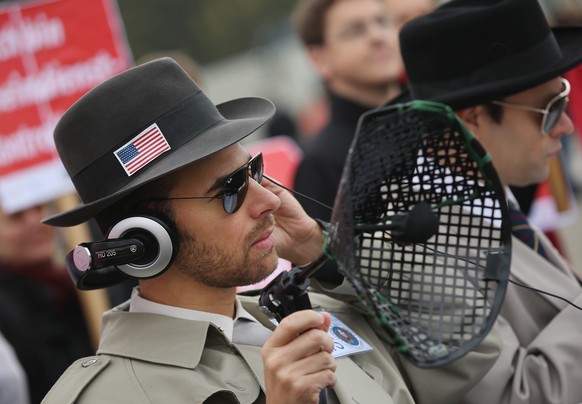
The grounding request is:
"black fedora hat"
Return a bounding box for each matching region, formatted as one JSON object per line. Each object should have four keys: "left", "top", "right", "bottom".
{"left": 391, "top": 0, "right": 582, "bottom": 110}
{"left": 43, "top": 57, "right": 275, "bottom": 227}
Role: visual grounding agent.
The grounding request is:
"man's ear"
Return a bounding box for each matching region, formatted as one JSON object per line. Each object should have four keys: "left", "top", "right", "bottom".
{"left": 456, "top": 106, "right": 482, "bottom": 139}
{"left": 307, "top": 45, "right": 332, "bottom": 81}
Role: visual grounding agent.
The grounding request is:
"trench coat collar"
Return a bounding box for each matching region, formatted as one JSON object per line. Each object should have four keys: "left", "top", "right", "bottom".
{"left": 97, "top": 306, "right": 225, "bottom": 368}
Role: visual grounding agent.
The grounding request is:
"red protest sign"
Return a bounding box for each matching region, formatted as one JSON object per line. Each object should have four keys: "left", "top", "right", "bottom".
{"left": 0, "top": 0, "right": 132, "bottom": 213}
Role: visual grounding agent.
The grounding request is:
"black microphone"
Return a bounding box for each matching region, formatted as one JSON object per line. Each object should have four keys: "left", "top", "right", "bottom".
{"left": 259, "top": 255, "right": 328, "bottom": 322}
{"left": 354, "top": 201, "right": 439, "bottom": 244}
{"left": 258, "top": 254, "right": 330, "bottom": 404}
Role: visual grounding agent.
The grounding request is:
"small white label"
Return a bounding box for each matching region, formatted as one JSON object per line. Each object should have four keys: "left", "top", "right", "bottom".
{"left": 270, "top": 313, "right": 373, "bottom": 358}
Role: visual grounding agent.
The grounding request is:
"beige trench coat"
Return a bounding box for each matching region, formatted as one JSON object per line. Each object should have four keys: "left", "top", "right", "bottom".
{"left": 42, "top": 292, "right": 418, "bottom": 403}
{"left": 460, "top": 232, "right": 582, "bottom": 404}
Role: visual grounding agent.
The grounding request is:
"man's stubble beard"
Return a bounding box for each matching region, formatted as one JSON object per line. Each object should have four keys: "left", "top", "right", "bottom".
{"left": 173, "top": 215, "right": 278, "bottom": 288}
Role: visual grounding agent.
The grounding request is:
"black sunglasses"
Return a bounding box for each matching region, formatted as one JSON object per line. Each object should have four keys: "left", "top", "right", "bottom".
{"left": 144, "top": 153, "right": 264, "bottom": 214}
{"left": 492, "top": 78, "right": 570, "bottom": 135}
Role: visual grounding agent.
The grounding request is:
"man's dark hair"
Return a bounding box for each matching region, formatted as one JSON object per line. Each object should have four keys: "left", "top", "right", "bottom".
{"left": 293, "top": 0, "right": 337, "bottom": 46}
{"left": 483, "top": 103, "right": 504, "bottom": 124}
{"left": 94, "top": 175, "right": 177, "bottom": 237}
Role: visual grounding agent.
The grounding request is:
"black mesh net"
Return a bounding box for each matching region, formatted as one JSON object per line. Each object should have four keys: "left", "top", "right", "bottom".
{"left": 327, "top": 101, "right": 511, "bottom": 367}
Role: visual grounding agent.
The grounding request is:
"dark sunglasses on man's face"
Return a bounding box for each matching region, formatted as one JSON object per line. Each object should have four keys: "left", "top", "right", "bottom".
{"left": 217, "top": 152, "right": 264, "bottom": 213}
{"left": 492, "top": 77, "right": 570, "bottom": 135}
{"left": 144, "top": 153, "right": 264, "bottom": 214}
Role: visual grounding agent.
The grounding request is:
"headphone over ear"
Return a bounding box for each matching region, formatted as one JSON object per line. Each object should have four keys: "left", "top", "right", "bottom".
{"left": 65, "top": 213, "right": 179, "bottom": 290}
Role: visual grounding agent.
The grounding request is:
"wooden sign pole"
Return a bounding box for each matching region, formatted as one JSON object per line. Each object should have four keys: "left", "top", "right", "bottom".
{"left": 54, "top": 193, "right": 110, "bottom": 350}
{"left": 548, "top": 154, "right": 571, "bottom": 213}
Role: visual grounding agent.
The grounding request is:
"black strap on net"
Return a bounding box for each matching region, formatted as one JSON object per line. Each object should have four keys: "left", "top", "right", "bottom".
{"left": 326, "top": 100, "right": 511, "bottom": 367}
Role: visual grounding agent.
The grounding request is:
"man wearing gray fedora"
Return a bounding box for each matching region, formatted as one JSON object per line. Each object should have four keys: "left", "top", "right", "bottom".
{"left": 387, "top": 0, "right": 582, "bottom": 403}
{"left": 39, "top": 57, "right": 426, "bottom": 403}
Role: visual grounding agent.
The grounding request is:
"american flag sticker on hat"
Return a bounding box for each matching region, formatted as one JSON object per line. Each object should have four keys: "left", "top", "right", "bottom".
{"left": 114, "top": 123, "right": 171, "bottom": 176}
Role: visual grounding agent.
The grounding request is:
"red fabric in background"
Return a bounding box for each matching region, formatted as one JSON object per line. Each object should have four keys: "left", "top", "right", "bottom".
{"left": 566, "top": 65, "right": 582, "bottom": 138}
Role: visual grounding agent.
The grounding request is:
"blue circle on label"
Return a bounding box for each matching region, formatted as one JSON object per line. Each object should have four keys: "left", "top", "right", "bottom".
{"left": 332, "top": 326, "right": 359, "bottom": 346}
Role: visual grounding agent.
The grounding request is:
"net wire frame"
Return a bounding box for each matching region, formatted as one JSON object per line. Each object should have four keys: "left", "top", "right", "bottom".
{"left": 326, "top": 100, "right": 511, "bottom": 367}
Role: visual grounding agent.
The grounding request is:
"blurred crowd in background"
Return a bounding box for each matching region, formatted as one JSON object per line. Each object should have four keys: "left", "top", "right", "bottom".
{"left": 1, "top": 0, "right": 582, "bottom": 402}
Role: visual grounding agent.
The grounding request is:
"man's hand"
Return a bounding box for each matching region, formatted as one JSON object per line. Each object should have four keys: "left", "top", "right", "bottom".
{"left": 263, "top": 177, "right": 324, "bottom": 265}
{"left": 262, "top": 310, "right": 337, "bottom": 404}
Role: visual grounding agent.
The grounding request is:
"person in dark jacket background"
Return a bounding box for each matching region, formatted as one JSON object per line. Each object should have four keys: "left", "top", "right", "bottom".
{"left": 0, "top": 203, "right": 93, "bottom": 404}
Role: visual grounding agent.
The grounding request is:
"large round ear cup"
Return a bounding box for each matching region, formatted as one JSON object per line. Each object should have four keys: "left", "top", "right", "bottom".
{"left": 107, "top": 214, "right": 178, "bottom": 279}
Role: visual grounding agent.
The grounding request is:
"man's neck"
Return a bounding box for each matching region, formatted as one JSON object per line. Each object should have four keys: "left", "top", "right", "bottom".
{"left": 139, "top": 275, "right": 237, "bottom": 318}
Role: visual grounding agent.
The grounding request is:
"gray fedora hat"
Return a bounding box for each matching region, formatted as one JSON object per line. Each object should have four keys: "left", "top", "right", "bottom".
{"left": 43, "top": 57, "right": 275, "bottom": 227}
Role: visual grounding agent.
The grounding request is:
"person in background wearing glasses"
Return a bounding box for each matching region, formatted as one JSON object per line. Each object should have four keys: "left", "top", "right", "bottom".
{"left": 367, "top": 0, "right": 582, "bottom": 402}
{"left": 292, "top": 0, "right": 440, "bottom": 289}
{"left": 40, "top": 57, "right": 426, "bottom": 404}
{"left": 292, "top": 0, "right": 403, "bottom": 287}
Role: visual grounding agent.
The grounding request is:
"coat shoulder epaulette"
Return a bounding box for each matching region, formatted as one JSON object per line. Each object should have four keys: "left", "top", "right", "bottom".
{"left": 41, "top": 356, "right": 110, "bottom": 404}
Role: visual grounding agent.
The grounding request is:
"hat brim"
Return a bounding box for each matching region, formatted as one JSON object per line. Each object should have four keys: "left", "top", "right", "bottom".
{"left": 43, "top": 96, "right": 275, "bottom": 227}
{"left": 389, "top": 27, "right": 582, "bottom": 110}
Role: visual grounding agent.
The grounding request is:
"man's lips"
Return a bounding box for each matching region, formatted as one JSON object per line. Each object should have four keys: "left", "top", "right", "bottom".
{"left": 252, "top": 228, "right": 274, "bottom": 249}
